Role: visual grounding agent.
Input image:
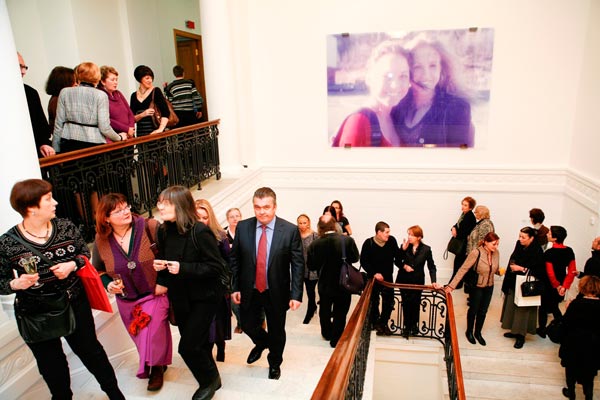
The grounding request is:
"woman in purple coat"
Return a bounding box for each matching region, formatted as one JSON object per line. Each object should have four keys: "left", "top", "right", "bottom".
{"left": 99, "top": 66, "right": 136, "bottom": 140}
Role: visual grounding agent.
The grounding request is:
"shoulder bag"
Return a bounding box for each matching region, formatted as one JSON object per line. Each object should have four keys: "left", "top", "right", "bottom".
{"left": 7, "top": 232, "right": 76, "bottom": 343}
{"left": 151, "top": 89, "right": 179, "bottom": 128}
{"left": 520, "top": 270, "right": 544, "bottom": 297}
{"left": 462, "top": 249, "right": 481, "bottom": 290}
{"left": 339, "top": 235, "right": 364, "bottom": 294}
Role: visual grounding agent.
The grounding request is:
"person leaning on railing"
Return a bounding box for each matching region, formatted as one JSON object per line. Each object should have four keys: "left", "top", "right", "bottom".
{"left": 445, "top": 232, "right": 501, "bottom": 346}
{"left": 52, "top": 62, "right": 127, "bottom": 153}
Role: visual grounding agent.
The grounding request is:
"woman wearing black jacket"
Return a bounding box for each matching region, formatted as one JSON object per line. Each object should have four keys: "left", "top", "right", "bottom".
{"left": 448, "top": 196, "right": 476, "bottom": 290}
{"left": 395, "top": 225, "right": 442, "bottom": 338}
{"left": 154, "top": 186, "right": 227, "bottom": 400}
{"left": 500, "top": 227, "right": 545, "bottom": 349}
{"left": 559, "top": 276, "right": 600, "bottom": 400}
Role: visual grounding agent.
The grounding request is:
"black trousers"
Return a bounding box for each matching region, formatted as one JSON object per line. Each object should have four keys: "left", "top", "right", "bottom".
{"left": 450, "top": 251, "right": 468, "bottom": 289}
{"left": 539, "top": 288, "right": 563, "bottom": 329}
{"left": 467, "top": 285, "right": 494, "bottom": 334}
{"left": 304, "top": 279, "right": 318, "bottom": 314}
{"left": 401, "top": 289, "right": 422, "bottom": 331}
{"left": 370, "top": 284, "right": 394, "bottom": 325}
{"left": 241, "top": 289, "right": 287, "bottom": 368}
{"left": 318, "top": 289, "right": 351, "bottom": 346}
{"left": 565, "top": 365, "right": 594, "bottom": 400}
{"left": 26, "top": 295, "right": 124, "bottom": 400}
{"left": 177, "top": 298, "right": 220, "bottom": 387}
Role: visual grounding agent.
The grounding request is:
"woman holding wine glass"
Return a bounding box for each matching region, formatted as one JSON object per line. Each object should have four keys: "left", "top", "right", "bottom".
{"left": 0, "top": 179, "right": 125, "bottom": 400}
{"left": 92, "top": 193, "right": 172, "bottom": 391}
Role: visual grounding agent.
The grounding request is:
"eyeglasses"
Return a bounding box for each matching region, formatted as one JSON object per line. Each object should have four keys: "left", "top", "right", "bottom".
{"left": 110, "top": 205, "right": 131, "bottom": 216}
{"left": 19, "top": 64, "right": 29, "bottom": 71}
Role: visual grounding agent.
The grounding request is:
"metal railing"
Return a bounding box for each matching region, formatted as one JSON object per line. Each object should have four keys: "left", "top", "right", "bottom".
{"left": 39, "top": 121, "right": 221, "bottom": 240}
{"left": 312, "top": 279, "right": 465, "bottom": 400}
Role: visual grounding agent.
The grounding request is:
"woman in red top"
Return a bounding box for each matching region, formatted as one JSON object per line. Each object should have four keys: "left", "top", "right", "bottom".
{"left": 333, "top": 40, "right": 410, "bottom": 147}
{"left": 537, "top": 225, "right": 577, "bottom": 338}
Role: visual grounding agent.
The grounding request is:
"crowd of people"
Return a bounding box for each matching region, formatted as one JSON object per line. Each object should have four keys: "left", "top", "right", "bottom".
{"left": 17, "top": 52, "right": 204, "bottom": 159}
{"left": 2, "top": 179, "right": 599, "bottom": 399}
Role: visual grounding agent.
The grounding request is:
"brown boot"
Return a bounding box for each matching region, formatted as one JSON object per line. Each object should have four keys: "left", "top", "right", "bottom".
{"left": 147, "top": 365, "right": 165, "bottom": 391}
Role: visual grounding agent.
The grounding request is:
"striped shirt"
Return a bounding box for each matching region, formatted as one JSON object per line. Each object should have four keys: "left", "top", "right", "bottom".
{"left": 164, "top": 79, "right": 203, "bottom": 112}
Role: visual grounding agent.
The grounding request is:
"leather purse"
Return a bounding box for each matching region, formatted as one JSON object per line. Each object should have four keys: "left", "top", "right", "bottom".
{"left": 150, "top": 89, "right": 179, "bottom": 128}
{"left": 339, "top": 235, "right": 364, "bottom": 294}
{"left": 520, "top": 271, "right": 544, "bottom": 297}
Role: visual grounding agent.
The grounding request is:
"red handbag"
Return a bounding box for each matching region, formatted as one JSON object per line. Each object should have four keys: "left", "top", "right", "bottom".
{"left": 77, "top": 256, "right": 113, "bottom": 313}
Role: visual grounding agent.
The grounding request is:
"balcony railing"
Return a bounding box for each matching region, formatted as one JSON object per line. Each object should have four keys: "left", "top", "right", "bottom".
{"left": 312, "top": 279, "right": 465, "bottom": 400}
{"left": 39, "top": 121, "right": 221, "bottom": 240}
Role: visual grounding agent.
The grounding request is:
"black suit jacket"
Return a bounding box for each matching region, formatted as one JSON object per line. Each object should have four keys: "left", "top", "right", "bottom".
{"left": 231, "top": 216, "right": 304, "bottom": 312}
{"left": 24, "top": 84, "right": 51, "bottom": 157}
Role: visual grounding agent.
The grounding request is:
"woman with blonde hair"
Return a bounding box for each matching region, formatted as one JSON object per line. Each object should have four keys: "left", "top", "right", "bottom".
{"left": 195, "top": 199, "right": 232, "bottom": 362}
{"left": 52, "top": 62, "right": 126, "bottom": 152}
{"left": 297, "top": 213, "right": 319, "bottom": 324}
{"left": 99, "top": 66, "right": 135, "bottom": 139}
{"left": 333, "top": 40, "right": 411, "bottom": 147}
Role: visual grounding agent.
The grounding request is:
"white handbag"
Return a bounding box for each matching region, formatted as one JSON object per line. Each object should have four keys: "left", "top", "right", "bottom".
{"left": 514, "top": 274, "right": 541, "bottom": 307}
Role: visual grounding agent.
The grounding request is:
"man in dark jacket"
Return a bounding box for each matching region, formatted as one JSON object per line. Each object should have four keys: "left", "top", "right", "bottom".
{"left": 581, "top": 236, "right": 600, "bottom": 279}
{"left": 360, "top": 221, "right": 400, "bottom": 335}
{"left": 307, "top": 214, "right": 359, "bottom": 348}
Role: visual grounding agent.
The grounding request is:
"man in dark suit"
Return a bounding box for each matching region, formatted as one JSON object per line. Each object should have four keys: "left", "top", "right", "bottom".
{"left": 231, "top": 187, "right": 304, "bottom": 380}
{"left": 18, "top": 52, "right": 55, "bottom": 158}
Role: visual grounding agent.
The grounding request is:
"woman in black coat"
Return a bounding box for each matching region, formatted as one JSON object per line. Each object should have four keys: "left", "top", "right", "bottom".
{"left": 559, "top": 276, "right": 600, "bottom": 400}
{"left": 395, "top": 225, "right": 442, "bottom": 338}
{"left": 154, "top": 186, "right": 227, "bottom": 400}
{"left": 500, "top": 227, "right": 545, "bottom": 349}
{"left": 448, "top": 196, "right": 476, "bottom": 290}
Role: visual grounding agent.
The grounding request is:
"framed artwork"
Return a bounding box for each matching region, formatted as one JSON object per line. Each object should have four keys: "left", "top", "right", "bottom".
{"left": 327, "top": 28, "right": 494, "bottom": 148}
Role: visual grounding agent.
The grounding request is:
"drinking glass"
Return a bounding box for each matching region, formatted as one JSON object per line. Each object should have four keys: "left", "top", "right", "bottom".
{"left": 21, "top": 256, "right": 43, "bottom": 288}
{"left": 113, "top": 274, "right": 127, "bottom": 297}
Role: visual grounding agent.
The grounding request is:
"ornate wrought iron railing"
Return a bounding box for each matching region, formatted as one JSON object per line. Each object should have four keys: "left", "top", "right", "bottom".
{"left": 39, "top": 121, "right": 220, "bottom": 240}
{"left": 312, "top": 280, "right": 465, "bottom": 400}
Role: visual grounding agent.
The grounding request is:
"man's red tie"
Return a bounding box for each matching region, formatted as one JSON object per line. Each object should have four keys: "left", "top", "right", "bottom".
{"left": 256, "top": 224, "right": 267, "bottom": 292}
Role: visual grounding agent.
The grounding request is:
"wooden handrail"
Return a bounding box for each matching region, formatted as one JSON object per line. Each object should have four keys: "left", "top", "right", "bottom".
{"left": 311, "top": 279, "right": 374, "bottom": 400}
{"left": 312, "top": 279, "right": 466, "bottom": 400}
{"left": 39, "top": 119, "right": 220, "bottom": 168}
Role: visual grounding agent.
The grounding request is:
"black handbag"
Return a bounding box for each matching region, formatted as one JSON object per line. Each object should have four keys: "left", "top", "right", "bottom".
{"left": 8, "top": 232, "right": 77, "bottom": 343}
{"left": 520, "top": 271, "right": 544, "bottom": 297}
{"left": 15, "top": 289, "right": 76, "bottom": 343}
{"left": 447, "top": 237, "right": 464, "bottom": 255}
{"left": 462, "top": 249, "right": 481, "bottom": 289}
{"left": 339, "top": 236, "right": 364, "bottom": 294}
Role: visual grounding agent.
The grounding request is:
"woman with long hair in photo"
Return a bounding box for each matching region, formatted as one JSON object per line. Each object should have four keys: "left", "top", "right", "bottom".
{"left": 0, "top": 179, "right": 125, "bottom": 399}
{"left": 154, "top": 186, "right": 227, "bottom": 399}
{"left": 92, "top": 193, "right": 172, "bottom": 391}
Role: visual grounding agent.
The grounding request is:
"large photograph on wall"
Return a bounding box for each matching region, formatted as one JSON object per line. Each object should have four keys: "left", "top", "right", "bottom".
{"left": 328, "top": 28, "right": 494, "bottom": 148}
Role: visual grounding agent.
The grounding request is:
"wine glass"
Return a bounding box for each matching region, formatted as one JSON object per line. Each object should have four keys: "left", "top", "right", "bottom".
{"left": 112, "top": 274, "right": 127, "bottom": 297}
{"left": 21, "top": 256, "right": 43, "bottom": 288}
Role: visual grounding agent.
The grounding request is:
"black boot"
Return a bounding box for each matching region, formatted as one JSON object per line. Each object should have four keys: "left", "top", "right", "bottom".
{"left": 474, "top": 315, "right": 487, "bottom": 346}
{"left": 465, "top": 313, "right": 476, "bottom": 344}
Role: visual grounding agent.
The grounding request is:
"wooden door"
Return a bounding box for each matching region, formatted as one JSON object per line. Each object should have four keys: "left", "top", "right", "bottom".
{"left": 173, "top": 29, "right": 208, "bottom": 122}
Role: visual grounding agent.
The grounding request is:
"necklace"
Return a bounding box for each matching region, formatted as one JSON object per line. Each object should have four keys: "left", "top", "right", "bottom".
{"left": 113, "top": 225, "right": 132, "bottom": 246}
{"left": 22, "top": 221, "right": 50, "bottom": 240}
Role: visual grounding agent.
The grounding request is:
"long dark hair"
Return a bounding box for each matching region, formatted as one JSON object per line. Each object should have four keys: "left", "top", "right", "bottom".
{"left": 159, "top": 186, "right": 197, "bottom": 234}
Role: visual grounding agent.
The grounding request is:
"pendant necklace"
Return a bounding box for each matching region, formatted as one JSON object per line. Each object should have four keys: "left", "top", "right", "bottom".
{"left": 113, "top": 225, "right": 137, "bottom": 270}
{"left": 22, "top": 221, "right": 50, "bottom": 240}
